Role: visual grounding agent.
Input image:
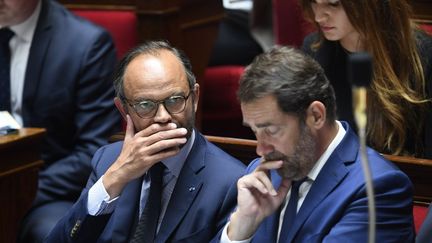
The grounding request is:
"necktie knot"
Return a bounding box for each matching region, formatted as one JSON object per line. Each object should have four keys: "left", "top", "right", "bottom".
{"left": 150, "top": 163, "right": 165, "bottom": 182}
{"left": 291, "top": 177, "right": 307, "bottom": 195}
{"left": 0, "top": 28, "right": 14, "bottom": 44}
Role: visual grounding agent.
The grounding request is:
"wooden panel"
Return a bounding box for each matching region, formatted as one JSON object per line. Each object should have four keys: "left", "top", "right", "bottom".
{"left": 0, "top": 128, "right": 45, "bottom": 243}
{"left": 412, "top": 0, "right": 432, "bottom": 21}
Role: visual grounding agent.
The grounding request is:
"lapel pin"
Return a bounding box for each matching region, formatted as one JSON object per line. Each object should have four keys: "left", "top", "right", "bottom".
{"left": 188, "top": 187, "right": 196, "bottom": 192}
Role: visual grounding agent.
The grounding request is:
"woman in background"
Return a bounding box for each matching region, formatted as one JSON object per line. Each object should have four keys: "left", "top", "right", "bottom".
{"left": 301, "top": 0, "right": 432, "bottom": 158}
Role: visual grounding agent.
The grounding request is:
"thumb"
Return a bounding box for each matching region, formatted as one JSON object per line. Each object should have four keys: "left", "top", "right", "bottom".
{"left": 124, "top": 115, "right": 135, "bottom": 141}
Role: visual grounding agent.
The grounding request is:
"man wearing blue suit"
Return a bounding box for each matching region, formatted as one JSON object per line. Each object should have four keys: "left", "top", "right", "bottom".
{"left": 46, "top": 41, "right": 246, "bottom": 242}
{"left": 0, "top": 0, "right": 121, "bottom": 242}
{"left": 220, "top": 46, "right": 414, "bottom": 242}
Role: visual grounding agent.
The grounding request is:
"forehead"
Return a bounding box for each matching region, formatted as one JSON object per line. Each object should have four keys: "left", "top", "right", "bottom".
{"left": 241, "top": 95, "right": 295, "bottom": 128}
{"left": 123, "top": 50, "right": 189, "bottom": 100}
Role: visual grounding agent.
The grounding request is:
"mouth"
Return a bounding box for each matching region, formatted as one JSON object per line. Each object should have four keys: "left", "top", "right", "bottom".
{"left": 320, "top": 26, "right": 334, "bottom": 32}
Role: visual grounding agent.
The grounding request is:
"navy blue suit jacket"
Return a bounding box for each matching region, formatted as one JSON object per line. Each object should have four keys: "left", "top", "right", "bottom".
{"left": 246, "top": 122, "right": 414, "bottom": 242}
{"left": 45, "top": 132, "right": 246, "bottom": 242}
{"left": 24, "top": 0, "right": 121, "bottom": 206}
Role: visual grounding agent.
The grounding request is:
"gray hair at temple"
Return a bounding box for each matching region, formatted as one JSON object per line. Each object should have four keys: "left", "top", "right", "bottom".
{"left": 113, "top": 40, "right": 196, "bottom": 102}
{"left": 237, "top": 46, "right": 337, "bottom": 122}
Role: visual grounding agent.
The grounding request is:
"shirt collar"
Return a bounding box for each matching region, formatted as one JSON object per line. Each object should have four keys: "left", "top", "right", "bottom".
{"left": 161, "top": 129, "right": 196, "bottom": 178}
{"left": 7, "top": 0, "right": 41, "bottom": 43}
{"left": 306, "top": 120, "right": 346, "bottom": 181}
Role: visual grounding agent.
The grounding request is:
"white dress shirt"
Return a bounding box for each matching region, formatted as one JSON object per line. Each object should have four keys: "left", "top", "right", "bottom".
{"left": 1, "top": 0, "right": 41, "bottom": 126}
{"left": 87, "top": 130, "right": 196, "bottom": 232}
{"left": 223, "top": 0, "right": 252, "bottom": 11}
{"left": 221, "top": 121, "right": 346, "bottom": 243}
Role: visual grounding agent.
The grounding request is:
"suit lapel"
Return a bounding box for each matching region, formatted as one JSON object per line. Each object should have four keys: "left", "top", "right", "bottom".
{"left": 111, "top": 178, "right": 142, "bottom": 242}
{"left": 285, "top": 122, "right": 358, "bottom": 242}
{"left": 22, "top": 0, "right": 52, "bottom": 123}
{"left": 155, "top": 133, "right": 206, "bottom": 242}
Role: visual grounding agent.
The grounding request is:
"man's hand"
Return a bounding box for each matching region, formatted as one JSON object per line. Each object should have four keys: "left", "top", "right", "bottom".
{"left": 103, "top": 115, "right": 187, "bottom": 197}
{"left": 227, "top": 160, "right": 292, "bottom": 241}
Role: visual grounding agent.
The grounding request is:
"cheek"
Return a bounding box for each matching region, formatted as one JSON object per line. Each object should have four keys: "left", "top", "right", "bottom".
{"left": 131, "top": 116, "right": 152, "bottom": 132}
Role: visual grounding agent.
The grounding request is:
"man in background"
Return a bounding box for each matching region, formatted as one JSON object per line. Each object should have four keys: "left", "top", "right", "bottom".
{"left": 0, "top": 0, "right": 121, "bottom": 241}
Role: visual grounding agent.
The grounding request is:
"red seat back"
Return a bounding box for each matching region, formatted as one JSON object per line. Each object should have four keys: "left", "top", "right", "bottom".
{"left": 420, "top": 23, "right": 432, "bottom": 35}
{"left": 272, "top": 0, "right": 315, "bottom": 47}
{"left": 70, "top": 9, "right": 138, "bottom": 59}
{"left": 414, "top": 204, "right": 429, "bottom": 233}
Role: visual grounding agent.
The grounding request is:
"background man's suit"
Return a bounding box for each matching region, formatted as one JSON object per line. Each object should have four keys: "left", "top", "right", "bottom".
{"left": 46, "top": 132, "right": 245, "bottom": 242}
{"left": 244, "top": 122, "right": 414, "bottom": 242}
{"left": 18, "top": 0, "right": 121, "bottom": 241}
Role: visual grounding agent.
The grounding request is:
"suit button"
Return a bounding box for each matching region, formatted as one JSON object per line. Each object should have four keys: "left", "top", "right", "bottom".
{"left": 70, "top": 220, "right": 82, "bottom": 238}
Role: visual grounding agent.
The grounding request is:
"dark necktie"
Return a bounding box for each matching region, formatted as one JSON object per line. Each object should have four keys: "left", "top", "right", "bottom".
{"left": 130, "top": 163, "right": 165, "bottom": 243}
{"left": 0, "top": 28, "right": 14, "bottom": 111}
{"left": 278, "top": 178, "right": 307, "bottom": 242}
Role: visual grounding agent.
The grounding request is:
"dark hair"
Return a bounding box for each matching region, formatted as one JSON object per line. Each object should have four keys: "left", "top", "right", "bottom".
{"left": 238, "top": 46, "right": 336, "bottom": 122}
{"left": 113, "top": 40, "right": 196, "bottom": 101}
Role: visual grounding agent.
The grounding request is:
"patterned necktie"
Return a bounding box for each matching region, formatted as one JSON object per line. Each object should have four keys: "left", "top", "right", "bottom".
{"left": 278, "top": 178, "right": 307, "bottom": 242}
{"left": 130, "top": 163, "right": 165, "bottom": 243}
{"left": 0, "top": 28, "right": 14, "bottom": 111}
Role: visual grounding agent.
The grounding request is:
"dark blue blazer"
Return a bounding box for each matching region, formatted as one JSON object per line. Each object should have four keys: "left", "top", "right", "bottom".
{"left": 24, "top": 0, "right": 121, "bottom": 206}
{"left": 248, "top": 122, "right": 415, "bottom": 242}
{"left": 45, "top": 132, "right": 246, "bottom": 243}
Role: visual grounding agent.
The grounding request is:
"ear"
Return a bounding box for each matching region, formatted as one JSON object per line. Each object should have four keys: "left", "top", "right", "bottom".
{"left": 114, "top": 97, "right": 128, "bottom": 120}
{"left": 305, "top": 101, "right": 326, "bottom": 129}
{"left": 192, "top": 83, "right": 200, "bottom": 112}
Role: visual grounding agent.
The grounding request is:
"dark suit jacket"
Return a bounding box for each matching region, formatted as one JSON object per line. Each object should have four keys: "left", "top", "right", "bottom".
{"left": 45, "top": 132, "right": 246, "bottom": 243}
{"left": 247, "top": 122, "right": 414, "bottom": 242}
{"left": 24, "top": 0, "right": 121, "bottom": 206}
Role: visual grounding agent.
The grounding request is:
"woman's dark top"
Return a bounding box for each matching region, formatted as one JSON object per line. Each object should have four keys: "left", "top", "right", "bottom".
{"left": 302, "top": 31, "right": 432, "bottom": 158}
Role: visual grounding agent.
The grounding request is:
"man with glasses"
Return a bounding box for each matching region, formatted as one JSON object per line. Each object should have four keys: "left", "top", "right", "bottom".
{"left": 45, "top": 40, "right": 245, "bottom": 243}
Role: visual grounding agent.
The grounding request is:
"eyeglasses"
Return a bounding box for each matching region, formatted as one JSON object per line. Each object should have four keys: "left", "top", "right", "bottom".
{"left": 122, "top": 90, "right": 193, "bottom": 118}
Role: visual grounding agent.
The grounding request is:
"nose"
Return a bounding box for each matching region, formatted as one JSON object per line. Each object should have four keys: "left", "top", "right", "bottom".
{"left": 256, "top": 138, "right": 274, "bottom": 157}
{"left": 153, "top": 103, "right": 172, "bottom": 123}
{"left": 314, "top": 5, "right": 328, "bottom": 23}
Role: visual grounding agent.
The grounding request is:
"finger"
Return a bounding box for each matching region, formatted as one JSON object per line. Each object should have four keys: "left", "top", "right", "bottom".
{"left": 137, "top": 126, "right": 188, "bottom": 147}
{"left": 239, "top": 173, "right": 274, "bottom": 196}
{"left": 135, "top": 122, "right": 178, "bottom": 138}
{"left": 124, "top": 115, "right": 135, "bottom": 141}
{"left": 253, "top": 170, "right": 278, "bottom": 196}
{"left": 257, "top": 160, "right": 283, "bottom": 171}
{"left": 138, "top": 136, "right": 188, "bottom": 158}
{"left": 276, "top": 178, "right": 292, "bottom": 199}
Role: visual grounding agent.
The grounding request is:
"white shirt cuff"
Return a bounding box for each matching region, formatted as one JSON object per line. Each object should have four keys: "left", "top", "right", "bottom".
{"left": 87, "top": 175, "right": 119, "bottom": 215}
{"left": 220, "top": 222, "right": 252, "bottom": 243}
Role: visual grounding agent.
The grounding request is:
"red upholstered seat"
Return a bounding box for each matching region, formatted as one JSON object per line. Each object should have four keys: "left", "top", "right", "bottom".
{"left": 201, "top": 0, "right": 315, "bottom": 138}
{"left": 272, "top": 0, "right": 315, "bottom": 46}
{"left": 420, "top": 23, "right": 432, "bottom": 35}
{"left": 202, "top": 66, "right": 254, "bottom": 138}
{"left": 414, "top": 204, "right": 429, "bottom": 233}
{"left": 70, "top": 9, "right": 138, "bottom": 130}
{"left": 70, "top": 9, "right": 138, "bottom": 59}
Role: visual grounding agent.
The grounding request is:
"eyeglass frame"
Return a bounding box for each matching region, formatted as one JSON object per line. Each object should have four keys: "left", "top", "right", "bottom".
{"left": 120, "top": 89, "right": 194, "bottom": 118}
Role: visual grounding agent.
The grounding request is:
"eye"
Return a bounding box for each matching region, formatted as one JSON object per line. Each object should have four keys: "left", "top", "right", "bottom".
{"left": 166, "top": 96, "right": 184, "bottom": 105}
{"left": 136, "top": 100, "right": 156, "bottom": 112}
{"left": 264, "top": 126, "right": 280, "bottom": 136}
{"left": 328, "top": 0, "right": 340, "bottom": 7}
